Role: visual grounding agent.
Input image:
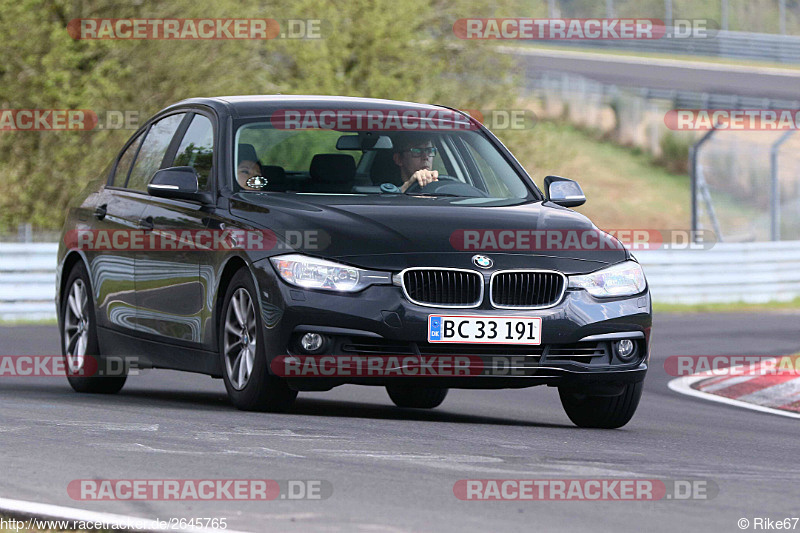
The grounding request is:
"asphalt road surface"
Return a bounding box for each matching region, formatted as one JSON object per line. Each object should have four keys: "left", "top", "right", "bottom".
{"left": 512, "top": 48, "right": 800, "bottom": 101}
{"left": 1, "top": 313, "right": 799, "bottom": 533}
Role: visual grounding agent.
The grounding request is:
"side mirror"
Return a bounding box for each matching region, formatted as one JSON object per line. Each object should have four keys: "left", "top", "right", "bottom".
{"left": 544, "top": 175, "right": 586, "bottom": 207}
{"left": 148, "top": 167, "right": 211, "bottom": 203}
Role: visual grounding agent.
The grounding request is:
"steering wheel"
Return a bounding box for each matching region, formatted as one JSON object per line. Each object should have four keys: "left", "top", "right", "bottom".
{"left": 403, "top": 174, "right": 460, "bottom": 194}
{"left": 404, "top": 175, "right": 488, "bottom": 198}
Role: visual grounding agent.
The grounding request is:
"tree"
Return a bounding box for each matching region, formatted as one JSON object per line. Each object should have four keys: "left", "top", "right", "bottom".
{"left": 0, "top": 0, "right": 517, "bottom": 230}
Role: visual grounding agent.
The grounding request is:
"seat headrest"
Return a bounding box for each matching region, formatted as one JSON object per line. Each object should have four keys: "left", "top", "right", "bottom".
{"left": 369, "top": 149, "right": 402, "bottom": 185}
{"left": 309, "top": 154, "right": 356, "bottom": 184}
{"left": 238, "top": 143, "right": 259, "bottom": 164}
{"left": 261, "top": 165, "right": 285, "bottom": 181}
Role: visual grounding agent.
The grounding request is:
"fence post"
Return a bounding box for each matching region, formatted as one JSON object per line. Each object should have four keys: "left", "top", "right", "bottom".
{"left": 780, "top": 0, "right": 787, "bottom": 35}
{"left": 690, "top": 126, "right": 718, "bottom": 242}
{"left": 664, "top": 0, "right": 673, "bottom": 28}
{"left": 721, "top": 0, "right": 728, "bottom": 31}
{"left": 17, "top": 223, "right": 32, "bottom": 243}
{"left": 770, "top": 130, "right": 795, "bottom": 241}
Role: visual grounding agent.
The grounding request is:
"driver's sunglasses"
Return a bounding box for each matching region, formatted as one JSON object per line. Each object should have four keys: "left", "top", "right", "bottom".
{"left": 406, "top": 146, "right": 438, "bottom": 158}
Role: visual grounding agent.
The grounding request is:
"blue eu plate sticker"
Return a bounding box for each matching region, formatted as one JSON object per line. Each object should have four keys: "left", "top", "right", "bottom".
{"left": 429, "top": 316, "right": 442, "bottom": 341}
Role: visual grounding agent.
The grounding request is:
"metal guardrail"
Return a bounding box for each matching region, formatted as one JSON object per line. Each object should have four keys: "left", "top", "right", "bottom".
{"left": 535, "top": 28, "right": 800, "bottom": 65}
{"left": 636, "top": 241, "right": 800, "bottom": 304}
{"left": 529, "top": 70, "right": 800, "bottom": 112}
{"left": 1, "top": 242, "right": 798, "bottom": 320}
{"left": 0, "top": 243, "right": 57, "bottom": 321}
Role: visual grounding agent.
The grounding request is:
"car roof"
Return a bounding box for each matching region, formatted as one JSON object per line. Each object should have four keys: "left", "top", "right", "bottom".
{"left": 166, "top": 95, "right": 457, "bottom": 119}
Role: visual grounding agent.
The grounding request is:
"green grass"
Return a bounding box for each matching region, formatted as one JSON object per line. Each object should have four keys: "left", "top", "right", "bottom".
{"left": 654, "top": 296, "right": 800, "bottom": 314}
{"left": 500, "top": 119, "right": 691, "bottom": 231}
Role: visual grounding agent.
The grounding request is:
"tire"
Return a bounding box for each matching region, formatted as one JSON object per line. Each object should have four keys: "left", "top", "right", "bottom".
{"left": 60, "top": 262, "right": 127, "bottom": 394}
{"left": 558, "top": 382, "right": 643, "bottom": 429}
{"left": 219, "top": 268, "right": 297, "bottom": 412}
{"left": 386, "top": 385, "right": 448, "bottom": 409}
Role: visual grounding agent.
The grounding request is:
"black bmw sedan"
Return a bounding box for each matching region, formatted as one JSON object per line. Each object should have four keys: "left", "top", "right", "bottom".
{"left": 57, "top": 95, "right": 651, "bottom": 428}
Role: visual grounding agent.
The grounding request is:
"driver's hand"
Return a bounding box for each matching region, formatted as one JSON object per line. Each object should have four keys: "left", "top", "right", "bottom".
{"left": 401, "top": 169, "right": 439, "bottom": 193}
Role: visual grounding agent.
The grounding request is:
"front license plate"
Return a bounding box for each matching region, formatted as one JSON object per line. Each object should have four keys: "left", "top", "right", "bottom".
{"left": 428, "top": 315, "right": 542, "bottom": 345}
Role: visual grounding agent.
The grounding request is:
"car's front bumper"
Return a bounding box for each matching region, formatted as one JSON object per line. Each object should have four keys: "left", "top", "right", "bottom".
{"left": 251, "top": 260, "right": 652, "bottom": 392}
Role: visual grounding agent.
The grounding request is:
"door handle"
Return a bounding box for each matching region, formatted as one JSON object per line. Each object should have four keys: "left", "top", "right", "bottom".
{"left": 94, "top": 204, "right": 107, "bottom": 220}
{"left": 138, "top": 216, "right": 154, "bottom": 231}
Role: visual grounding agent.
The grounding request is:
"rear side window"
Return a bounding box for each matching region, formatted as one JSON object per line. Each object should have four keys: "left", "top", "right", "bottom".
{"left": 171, "top": 115, "right": 214, "bottom": 190}
{"left": 110, "top": 133, "right": 142, "bottom": 187}
{"left": 126, "top": 113, "right": 186, "bottom": 191}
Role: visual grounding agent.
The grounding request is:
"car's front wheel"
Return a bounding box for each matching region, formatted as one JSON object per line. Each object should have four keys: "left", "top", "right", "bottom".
{"left": 219, "top": 268, "right": 297, "bottom": 412}
{"left": 558, "top": 382, "right": 643, "bottom": 429}
{"left": 386, "top": 385, "right": 448, "bottom": 409}
{"left": 60, "top": 263, "right": 127, "bottom": 394}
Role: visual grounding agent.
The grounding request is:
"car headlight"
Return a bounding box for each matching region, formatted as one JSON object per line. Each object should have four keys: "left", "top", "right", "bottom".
{"left": 568, "top": 261, "right": 647, "bottom": 298}
{"left": 270, "top": 254, "right": 391, "bottom": 292}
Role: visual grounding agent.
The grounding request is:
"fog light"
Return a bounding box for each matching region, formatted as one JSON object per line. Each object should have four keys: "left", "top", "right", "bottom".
{"left": 300, "top": 332, "right": 324, "bottom": 353}
{"left": 615, "top": 339, "right": 636, "bottom": 361}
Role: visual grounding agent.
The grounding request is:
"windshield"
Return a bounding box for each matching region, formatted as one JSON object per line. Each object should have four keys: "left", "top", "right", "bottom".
{"left": 232, "top": 117, "right": 536, "bottom": 200}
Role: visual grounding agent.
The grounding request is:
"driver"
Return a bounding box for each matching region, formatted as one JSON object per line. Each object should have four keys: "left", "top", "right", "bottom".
{"left": 392, "top": 135, "right": 439, "bottom": 193}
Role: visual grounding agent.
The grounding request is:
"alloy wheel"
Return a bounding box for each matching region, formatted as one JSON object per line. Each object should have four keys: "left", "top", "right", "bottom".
{"left": 63, "top": 279, "right": 89, "bottom": 373}
{"left": 223, "top": 288, "right": 257, "bottom": 390}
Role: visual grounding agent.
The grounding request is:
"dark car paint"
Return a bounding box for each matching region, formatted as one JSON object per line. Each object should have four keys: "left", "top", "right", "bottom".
{"left": 57, "top": 95, "right": 651, "bottom": 390}
{"left": 229, "top": 193, "right": 628, "bottom": 268}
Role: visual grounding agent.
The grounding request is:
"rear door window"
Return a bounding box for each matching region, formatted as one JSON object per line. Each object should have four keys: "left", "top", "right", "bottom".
{"left": 110, "top": 133, "right": 143, "bottom": 187}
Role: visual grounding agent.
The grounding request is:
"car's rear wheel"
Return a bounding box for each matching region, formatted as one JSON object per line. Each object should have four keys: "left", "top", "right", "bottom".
{"left": 386, "top": 385, "right": 448, "bottom": 409}
{"left": 219, "top": 268, "right": 297, "bottom": 412}
{"left": 558, "top": 382, "right": 643, "bottom": 429}
{"left": 60, "top": 263, "right": 127, "bottom": 394}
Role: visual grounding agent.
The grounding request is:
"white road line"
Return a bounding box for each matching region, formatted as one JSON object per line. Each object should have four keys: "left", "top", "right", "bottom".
{"left": 109, "top": 443, "right": 304, "bottom": 458}
{"left": 52, "top": 421, "right": 160, "bottom": 431}
{"left": 668, "top": 374, "right": 800, "bottom": 420}
{"left": 0, "top": 497, "right": 249, "bottom": 533}
{"left": 30, "top": 420, "right": 160, "bottom": 432}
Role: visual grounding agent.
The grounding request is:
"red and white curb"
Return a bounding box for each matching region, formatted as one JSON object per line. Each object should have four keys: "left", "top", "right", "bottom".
{"left": 668, "top": 357, "right": 800, "bottom": 419}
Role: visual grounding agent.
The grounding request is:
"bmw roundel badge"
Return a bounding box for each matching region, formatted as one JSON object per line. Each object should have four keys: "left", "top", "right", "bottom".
{"left": 472, "top": 255, "right": 493, "bottom": 269}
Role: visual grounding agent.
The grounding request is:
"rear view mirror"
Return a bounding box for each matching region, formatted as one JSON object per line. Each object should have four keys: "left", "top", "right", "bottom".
{"left": 544, "top": 175, "right": 586, "bottom": 207}
{"left": 336, "top": 133, "right": 393, "bottom": 151}
{"left": 148, "top": 167, "right": 211, "bottom": 203}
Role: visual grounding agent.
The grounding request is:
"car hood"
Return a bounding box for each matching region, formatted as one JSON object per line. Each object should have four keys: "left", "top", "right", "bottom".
{"left": 230, "top": 194, "right": 628, "bottom": 274}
